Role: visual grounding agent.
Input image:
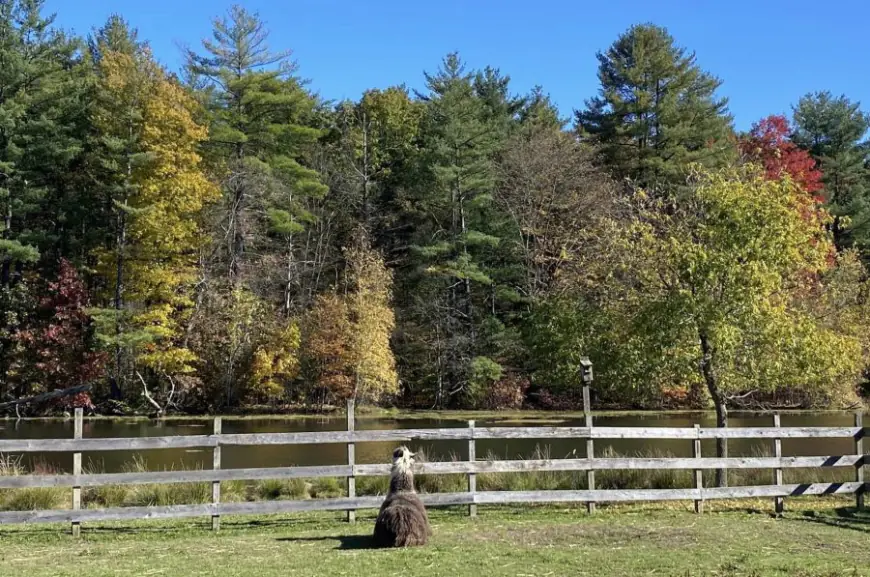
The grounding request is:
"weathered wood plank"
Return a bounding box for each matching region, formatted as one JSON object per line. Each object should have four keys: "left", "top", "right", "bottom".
{"left": 856, "top": 412, "right": 865, "bottom": 511}
{"left": 0, "top": 493, "right": 474, "bottom": 524}
{"left": 0, "top": 484, "right": 864, "bottom": 525}
{"left": 212, "top": 417, "right": 222, "bottom": 531}
{"left": 693, "top": 424, "right": 703, "bottom": 514}
{"left": 0, "top": 465, "right": 353, "bottom": 489}
{"left": 473, "top": 483, "right": 866, "bottom": 504}
{"left": 346, "top": 400, "right": 356, "bottom": 524}
{"left": 0, "top": 504, "right": 216, "bottom": 524}
{"left": 583, "top": 384, "right": 595, "bottom": 515}
{"left": 696, "top": 427, "right": 861, "bottom": 440}
{"left": 396, "top": 456, "right": 863, "bottom": 474}
{"left": 0, "top": 435, "right": 217, "bottom": 452}
{"left": 2, "top": 456, "right": 863, "bottom": 490}
{"left": 468, "top": 426, "right": 862, "bottom": 440}
{"left": 72, "top": 408, "right": 83, "bottom": 537}
{"left": 702, "top": 482, "right": 865, "bottom": 499}
{"left": 218, "top": 429, "right": 472, "bottom": 446}
{"left": 468, "top": 420, "right": 477, "bottom": 518}
{"left": 1, "top": 425, "right": 863, "bottom": 453}
{"left": 773, "top": 414, "right": 783, "bottom": 515}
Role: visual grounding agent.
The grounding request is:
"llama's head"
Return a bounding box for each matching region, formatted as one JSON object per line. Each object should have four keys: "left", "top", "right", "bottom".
{"left": 391, "top": 446, "right": 415, "bottom": 473}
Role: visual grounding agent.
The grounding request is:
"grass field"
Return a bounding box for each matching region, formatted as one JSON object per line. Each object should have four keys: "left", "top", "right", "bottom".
{"left": 1, "top": 502, "right": 868, "bottom": 576}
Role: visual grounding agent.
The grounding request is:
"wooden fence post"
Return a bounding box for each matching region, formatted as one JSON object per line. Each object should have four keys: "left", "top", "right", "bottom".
{"left": 72, "top": 408, "right": 83, "bottom": 537}
{"left": 347, "top": 399, "right": 356, "bottom": 523}
{"left": 773, "top": 414, "right": 783, "bottom": 516}
{"left": 468, "top": 420, "right": 477, "bottom": 517}
{"left": 856, "top": 411, "right": 864, "bottom": 511}
{"left": 212, "top": 417, "right": 222, "bottom": 531}
{"left": 693, "top": 424, "right": 703, "bottom": 514}
{"left": 583, "top": 384, "right": 595, "bottom": 514}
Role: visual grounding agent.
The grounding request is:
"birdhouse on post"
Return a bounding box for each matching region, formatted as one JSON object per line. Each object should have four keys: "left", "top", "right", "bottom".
{"left": 579, "top": 357, "right": 593, "bottom": 386}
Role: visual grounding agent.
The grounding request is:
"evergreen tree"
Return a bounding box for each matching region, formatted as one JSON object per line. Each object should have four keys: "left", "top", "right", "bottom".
{"left": 0, "top": 0, "right": 85, "bottom": 282}
{"left": 185, "top": 4, "right": 327, "bottom": 312}
{"left": 396, "top": 54, "right": 517, "bottom": 406}
{"left": 86, "top": 19, "right": 155, "bottom": 395}
{"left": 575, "top": 24, "right": 733, "bottom": 192}
{"left": 791, "top": 92, "right": 870, "bottom": 252}
{"left": 519, "top": 86, "right": 564, "bottom": 131}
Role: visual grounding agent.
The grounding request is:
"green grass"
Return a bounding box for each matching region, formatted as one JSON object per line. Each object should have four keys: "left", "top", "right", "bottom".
{"left": 0, "top": 503, "right": 868, "bottom": 576}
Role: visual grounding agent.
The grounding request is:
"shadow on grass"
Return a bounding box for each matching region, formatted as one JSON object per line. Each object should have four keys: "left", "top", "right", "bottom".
{"left": 276, "top": 534, "right": 378, "bottom": 550}
{"left": 796, "top": 507, "right": 870, "bottom": 534}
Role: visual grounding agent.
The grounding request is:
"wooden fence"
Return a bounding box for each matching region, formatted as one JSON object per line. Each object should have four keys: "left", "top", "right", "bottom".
{"left": 0, "top": 400, "right": 866, "bottom": 533}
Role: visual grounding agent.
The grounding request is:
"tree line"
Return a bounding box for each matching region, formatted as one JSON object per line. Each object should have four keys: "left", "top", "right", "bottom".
{"left": 2, "top": 1, "right": 869, "bottom": 419}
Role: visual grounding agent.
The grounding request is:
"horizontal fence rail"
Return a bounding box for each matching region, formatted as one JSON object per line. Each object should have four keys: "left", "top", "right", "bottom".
{"left": 0, "top": 426, "right": 863, "bottom": 453}
{"left": 0, "top": 483, "right": 866, "bottom": 525}
{"left": 0, "top": 403, "right": 866, "bottom": 531}
{"left": 0, "top": 457, "right": 866, "bottom": 490}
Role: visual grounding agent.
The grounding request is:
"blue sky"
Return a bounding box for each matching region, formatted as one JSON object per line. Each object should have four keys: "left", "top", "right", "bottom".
{"left": 45, "top": 0, "right": 870, "bottom": 131}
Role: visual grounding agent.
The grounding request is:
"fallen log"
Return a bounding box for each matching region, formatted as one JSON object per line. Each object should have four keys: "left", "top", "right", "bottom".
{"left": 0, "top": 384, "right": 92, "bottom": 412}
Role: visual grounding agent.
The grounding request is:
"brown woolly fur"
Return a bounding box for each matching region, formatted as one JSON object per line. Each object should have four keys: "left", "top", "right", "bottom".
{"left": 373, "top": 446, "right": 431, "bottom": 547}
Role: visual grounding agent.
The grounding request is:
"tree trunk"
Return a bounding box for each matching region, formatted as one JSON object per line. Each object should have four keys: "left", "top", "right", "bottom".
{"left": 113, "top": 188, "right": 128, "bottom": 391}
{"left": 284, "top": 236, "right": 294, "bottom": 316}
{"left": 1, "top": 197, "right": 11, "bottom": 285}
{"left": 699, "top": 329, "right": 728, "bottom": 487}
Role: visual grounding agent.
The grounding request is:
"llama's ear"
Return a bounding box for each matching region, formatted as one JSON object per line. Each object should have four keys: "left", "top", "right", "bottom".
{"left": 392, "top": 448, "right": 402, "bottom": 459}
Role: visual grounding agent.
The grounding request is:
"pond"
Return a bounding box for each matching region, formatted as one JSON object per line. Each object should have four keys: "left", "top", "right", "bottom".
{"left": 0, "top": 412, "right": 861, "bottom": 474}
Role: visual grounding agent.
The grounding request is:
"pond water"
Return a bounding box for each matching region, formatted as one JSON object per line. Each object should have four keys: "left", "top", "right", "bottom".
{"left": 0, "top": 412, "right": 861, "bottom": 474}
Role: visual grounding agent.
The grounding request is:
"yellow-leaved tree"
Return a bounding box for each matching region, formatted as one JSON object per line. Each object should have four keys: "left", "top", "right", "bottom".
{"left": 91, "top": 42, "right": 218, "bottom": 401}
{"left": 128, "top": 67, "right": 219, "bottom": 375}
{"left": 248, "top": 320, "right": 301, "bottom": 404}
{"left": 587, "top": 164, "right": 867, "bottom": 486}
{"left": 302, "top": 234, "right": 398, "bottom": 405}
{"left": 344, "top": 234, "right": 399, "bottom": 403}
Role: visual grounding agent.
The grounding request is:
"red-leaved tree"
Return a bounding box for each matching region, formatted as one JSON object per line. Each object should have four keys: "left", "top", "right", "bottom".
{"left": 14, "top": 260, "right": 106, "bottom": 409}
{"left": 740, "top": 116, "right": 836, "bottom": 277}
{"left": 739, "top": 115, "right": 823, "bottom": 200}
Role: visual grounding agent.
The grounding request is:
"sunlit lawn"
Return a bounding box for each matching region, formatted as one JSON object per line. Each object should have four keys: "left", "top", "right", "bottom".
{"left": 1, "top": 500, "right": 869, "bottom": 576}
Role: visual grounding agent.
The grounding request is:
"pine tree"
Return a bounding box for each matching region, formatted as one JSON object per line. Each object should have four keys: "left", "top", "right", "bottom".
{"left": 791, "top": 92, "right": 870, "bottom": 252}
{"left": 87, "top": 21, "right": 157, "bottom": 393}
{"left": 185, "top": 4, "right": 327, "bottom": 312}
{"left": 575, "top": 24, "right": 733, "bottom": 192}
{"left": 398, "top": 54, "right": 515, "bottom": 406}
{"left": 0, "top": 0, "right": 85, "bottom": 283}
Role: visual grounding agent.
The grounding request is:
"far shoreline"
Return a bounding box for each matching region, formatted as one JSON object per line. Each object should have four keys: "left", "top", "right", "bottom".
{"left": 1, "top": 406, "right": 865, "bottom": 423}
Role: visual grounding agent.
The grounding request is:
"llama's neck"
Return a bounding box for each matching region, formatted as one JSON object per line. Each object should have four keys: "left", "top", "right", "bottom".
{"left": 389, "top": 466, "right": 415, "bottom": 493}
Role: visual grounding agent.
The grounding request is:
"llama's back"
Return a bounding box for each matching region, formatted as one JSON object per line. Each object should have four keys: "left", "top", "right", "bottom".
{"left": 373, "top": 492, "right": 431, "bottom": 547}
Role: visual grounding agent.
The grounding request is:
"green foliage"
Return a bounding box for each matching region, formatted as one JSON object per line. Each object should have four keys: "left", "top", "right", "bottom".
{"left": 467, "top": 356, "right": 503, "bottom": 406}
{"left": 2, "top": 5, "right": 870, "bottom": 415}
{"left": 0, "top": 0, "right": 86, "bottom": 275}
{"left": 0, "top": 240, "right": 39, "bottom": 264}
{"left": 185, "top": 4, "right": 326, "bottom": 294}
{"left": 583, "top": 165, "right": 866, "bottom": 409}
{"left": 576, "top": 24, "right": 734, "bottom": 191}
{"left": 792, "top": 91, "right": 870, "bottom": 254}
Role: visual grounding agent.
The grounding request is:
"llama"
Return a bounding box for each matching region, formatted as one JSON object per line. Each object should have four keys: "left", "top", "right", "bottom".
{"left": 373, "top": 446, "right": 431, "bottom": 547}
